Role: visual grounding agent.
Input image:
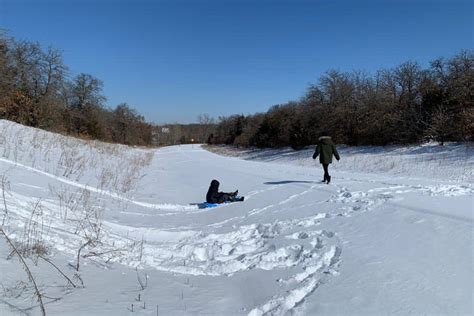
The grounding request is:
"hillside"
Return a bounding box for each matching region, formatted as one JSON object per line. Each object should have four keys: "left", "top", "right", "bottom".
{"left": 0, "top": 120, "right": 472, "bottom": 315}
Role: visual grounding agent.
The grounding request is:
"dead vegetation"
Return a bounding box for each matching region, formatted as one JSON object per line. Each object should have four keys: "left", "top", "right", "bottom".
{"left": 0, "top": 126, "right": 155, "bottom": 314}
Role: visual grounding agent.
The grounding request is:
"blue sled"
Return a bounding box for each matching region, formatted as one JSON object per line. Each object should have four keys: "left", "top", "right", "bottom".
{"left": 198, "top": 202, "right": 222, "bottom": 209}
{"left": 197, "top": 196, "right": 244, "bottom": 209}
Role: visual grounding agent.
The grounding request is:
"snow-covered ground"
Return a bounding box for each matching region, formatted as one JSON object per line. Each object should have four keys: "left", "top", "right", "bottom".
{"left": 0, "top": 120, "right": 472, "bottom": 315}
{"left": 205, "top": 142, "right": 474, "bottom": 182}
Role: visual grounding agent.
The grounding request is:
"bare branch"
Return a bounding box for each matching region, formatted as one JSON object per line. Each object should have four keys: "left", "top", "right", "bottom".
{"left": 0, "top": 228, "right": 46, "bottom": 316}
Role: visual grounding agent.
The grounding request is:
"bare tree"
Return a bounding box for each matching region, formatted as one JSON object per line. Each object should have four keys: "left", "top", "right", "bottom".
{"left": 70, "top": 73, "right": 106, "bottom": 110}
{"left": 197, "top": 113, "right": 216, "bottom": 143}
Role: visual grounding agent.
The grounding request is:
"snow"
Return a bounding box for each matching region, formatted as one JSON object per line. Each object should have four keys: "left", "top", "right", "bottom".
{"left": 0, "top": 120, "right": 472, "bottom": 315}
{"left": 207, "top": 142, "right": 474, "bottom": 182}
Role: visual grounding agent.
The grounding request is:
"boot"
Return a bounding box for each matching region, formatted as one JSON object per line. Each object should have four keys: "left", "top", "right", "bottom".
{"left": 326, "top": 176, "right": 331, "bottom": 184}
{"left": 322, "top": 174, "right": 328, "bottom": 183}
{"left": 229, "top": 195, "right": 244, "bottom": 202}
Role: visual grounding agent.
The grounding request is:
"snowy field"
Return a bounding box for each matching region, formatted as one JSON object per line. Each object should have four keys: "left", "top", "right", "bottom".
{"left": 0, "top": 120, "right": 472, "bottom": 315}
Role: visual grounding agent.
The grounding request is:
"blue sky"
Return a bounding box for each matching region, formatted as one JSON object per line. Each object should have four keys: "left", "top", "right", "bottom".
{"left": 1, "top": 0, "right": 472, "bottom": 123}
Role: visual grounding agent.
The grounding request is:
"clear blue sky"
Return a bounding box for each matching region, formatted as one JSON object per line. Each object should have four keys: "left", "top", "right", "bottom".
{"left": 1, "top": 0, "right": 472, "bottom": 123}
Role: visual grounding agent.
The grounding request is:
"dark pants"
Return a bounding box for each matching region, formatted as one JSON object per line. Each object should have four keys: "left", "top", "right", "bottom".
{"left": 215, "top": 193, "right": 235, "bottom": 203}
{"left": 322, "top": 163, "right": 330, "bottom": 180}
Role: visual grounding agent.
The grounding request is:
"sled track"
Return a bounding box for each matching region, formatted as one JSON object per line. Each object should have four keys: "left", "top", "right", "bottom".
{"left": 0, "top": 157, "right": 196, "bottom": 212}
{"left": 2, "top": 150, "right": 473, "bottom": 315}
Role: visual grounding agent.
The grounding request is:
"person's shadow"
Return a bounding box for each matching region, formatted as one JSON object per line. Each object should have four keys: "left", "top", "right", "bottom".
{"left": 264, "top": 180, "right": 316, "bottom": 185}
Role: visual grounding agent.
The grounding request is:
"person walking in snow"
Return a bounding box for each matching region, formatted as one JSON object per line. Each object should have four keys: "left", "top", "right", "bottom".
{"left": 206, "top": 179, "right": 243, "bottom": 204}
{"left": 312, "top": 132, "right": 340, "bottom": 184}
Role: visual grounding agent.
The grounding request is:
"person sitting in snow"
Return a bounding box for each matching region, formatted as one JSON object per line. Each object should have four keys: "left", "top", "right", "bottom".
{"left": 206, "top": 179, "right": 243, "bottom": 203}
{"left": 312, "top": 132, "right": 340, "bottom": 184}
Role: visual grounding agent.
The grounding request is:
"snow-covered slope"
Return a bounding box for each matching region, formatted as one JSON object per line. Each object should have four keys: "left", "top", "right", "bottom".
{"left": 0, "top": 121, "right": 472, "bottom": 315}
{"left": 205, "top": 142, "right": 474, "bottom": 182}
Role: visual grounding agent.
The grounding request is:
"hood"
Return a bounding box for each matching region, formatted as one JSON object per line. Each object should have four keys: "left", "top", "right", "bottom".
{"left": 209, "top": 179, "right": 220, "bottom": 192}
{"left": 206, "top": 179, "right": 220, "bottom": 202}
{"left": 318, "top": 136, "right": 333, "bottom": 145}
{"left": 206, "top": 180, "right": 219, "bottom": 203}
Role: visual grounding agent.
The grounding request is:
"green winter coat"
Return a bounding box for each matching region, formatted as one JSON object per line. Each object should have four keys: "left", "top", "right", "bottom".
{"left": 312, "top": 136, "right": 340, "bottom": 164}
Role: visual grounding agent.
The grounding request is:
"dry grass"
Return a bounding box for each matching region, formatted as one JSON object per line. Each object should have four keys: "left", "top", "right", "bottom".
{"left": 0, "top": 121, "right": 158, "bottom": 313}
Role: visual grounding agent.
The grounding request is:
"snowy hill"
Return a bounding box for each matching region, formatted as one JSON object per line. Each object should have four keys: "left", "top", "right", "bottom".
{"left": 205, "top": 142, "right": 474, "bottom": 182}
{"left": 0, "top": 120, "right": 472, "bottom": 315}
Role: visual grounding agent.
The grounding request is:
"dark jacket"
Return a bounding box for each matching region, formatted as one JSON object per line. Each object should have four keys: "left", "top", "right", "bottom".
{"left": 207, "top": 179, "right": 234, "bottom": 204}
{"left": 206, "top": 180, "right": 241, "bottom": 204}
{"left": 206, "top": 180, "right": 220, "bottom": 203}
{"left": 313, "top": 136, "right": 340, "bottom": 164}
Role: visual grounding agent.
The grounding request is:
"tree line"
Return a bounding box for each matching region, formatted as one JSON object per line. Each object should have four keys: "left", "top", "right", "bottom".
{"left": 1, "top": 31, "right": 471, "bottom": 149}
{"left": 0, "top": 32, "right": 153, "bottom": 146}
{"left": 153, "top": 114, "right": 216, "bottom": 146}
{"left": 210, "top": 50, "right": 473, "bottom": 148}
